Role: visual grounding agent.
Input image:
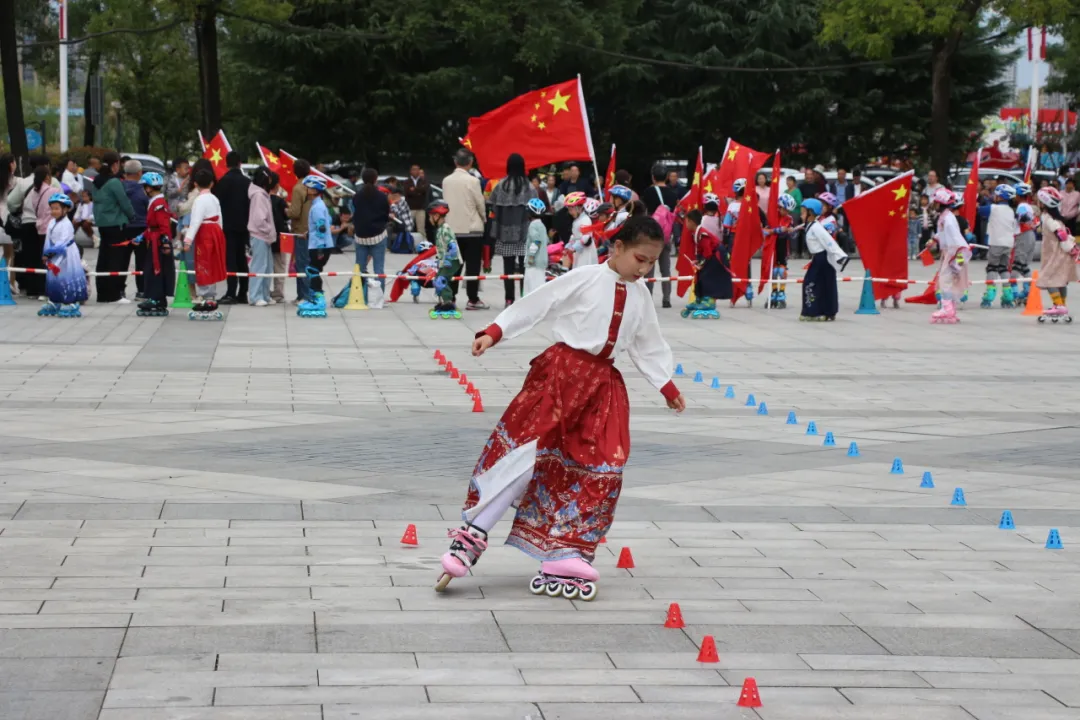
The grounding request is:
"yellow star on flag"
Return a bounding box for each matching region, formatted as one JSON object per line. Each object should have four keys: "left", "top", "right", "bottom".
{"left": 266, "top": 152, "right": 278, "bottom": 165}
{"left": 540, "top": 91, "right": 547, "bottom": 97}
{"left": 692, "top": 171, "right": 700, "bottom": 187}
{"left": 463, "top": 138, "right": 472, "bottom": 149}
{"left": 531, "top": 114, "right": 537, "bottom": 123}
{"left": 772, "top": 175, "right": 780, "bottom": 185}
{"left": 704, "top": 181, "right": 713, "bottom": 193}
{"left": 889, "top": 210, "right": 896, "bottom": 216}
{"left": 209, "top": 148, "right": 223, "bottom": 165}
{"left": 892, "top": 184, "right": 908, "bottom": 201}
{"left": 727, "top": 148, "right": 738, "bottom": 161}
{"left": 548, "top": 90, "right": 571, "bottom": 115}
{"left": 538, "top": 121, "right": 546, "bottom": 130}
{"left": 534, "top": 103, "right": 540, "bottom": 110}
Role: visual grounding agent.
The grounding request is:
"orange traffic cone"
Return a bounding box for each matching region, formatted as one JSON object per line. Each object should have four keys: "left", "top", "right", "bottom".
{"left": 616, "top": 547, "right": 635, "bottom": 569}
{"left": 472, "top": 394, "right": 484, "bottom": 413}
{"left": 664, "top": 602, "right": 685, "bottom": 628}
{"left": 1022, "top": 271, "right": 1043, "bottom": 316}
{"left": 737, "top": 677, "right": 762, "bottom": 707}
{"left": 400, "top": 524, "right": 418, "bottom": 546}
{"left": 696, "top": 635, "right": 719, "bottom": 663}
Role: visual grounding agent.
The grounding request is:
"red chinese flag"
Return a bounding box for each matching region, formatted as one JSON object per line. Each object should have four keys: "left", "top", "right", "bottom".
{"left": 730, "top": 192, "right": 764, "bottom": 303}
{"left": 713, "top": 138, "right": 771, "bottom": 199}
{"left": 962, "top": 148, "right": 980, "bottom": 229}
{"left": 842, "top": 171, "right": 914, "bottom": 301}
{"left": 202, "top": 130, "right": 232, "bottom": 180}
{"left": 758, "top": 150, "right": 783, "bottom": 295}
{"left": 462, "top": 78, "right": 596, "bottom": 174}
{"left": 604, "top": 144, "right": 617, "bottom": 192}
{"left": 675, "top": 148, "right": 704, "bottom": 298}
{"left": 277, "top": 150, "right": 299, "bottom": 200}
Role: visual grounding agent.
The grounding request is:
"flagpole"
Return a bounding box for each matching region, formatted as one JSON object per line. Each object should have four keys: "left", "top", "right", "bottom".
{"left": 197, "top": 130, "right": 206, "bottom": 153}
{"left": 256, "top": 143, "right": 266, "bottom": 166}
{"left": 58, "top": 0, "right": 69, "bottom": 151}
{"left": 577, "top": 74, "right": 604, "bottom": 200}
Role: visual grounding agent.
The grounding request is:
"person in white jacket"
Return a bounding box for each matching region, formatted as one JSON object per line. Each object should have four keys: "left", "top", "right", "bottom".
{"left": 799, "top": 198, "right": 848, "bottom": 321}
{"left": 981, "top": 184, "right": 1018, "bottom": 308}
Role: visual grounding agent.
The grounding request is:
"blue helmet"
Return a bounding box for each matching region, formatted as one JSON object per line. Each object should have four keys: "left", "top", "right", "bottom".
{"left": 1014, "top": 182, "right": 1032, "bottom": 197}
{"left": 47, "top": 192, "right": 73, "bottom": 208}
{"left": 994, "top": 184, "right": 1016, "bottom": 202}
{"left": 608, "top": 185, "right": 632, "bottom": 202}
{"left": 778, "top": 194, "right": 797, "bottom": 212}
{"left": 527, "top": 197, "right": 547, "bottom": 216}
{"left": 802, "top": 198, "right": 824, "bottom": 216}
{"left": 140, "top": 171, "right": 164, "bottom": 187}
{"left": 302, "top": 175, "right": 327, "bottom": 192}
{"left": 732, "top": 178, "right": 746, "bottom": 195}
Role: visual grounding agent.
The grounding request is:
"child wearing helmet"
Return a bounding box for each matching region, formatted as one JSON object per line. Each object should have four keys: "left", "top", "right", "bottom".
{"left": 1034, "top": 186, "right": 1079, "bottom": 321}
{"left": 798, "top": 198, "right": 848, "bottom": 321}
{"left": 608, "top": 185, "right": 633, "bottom": 227}
{"left": 680, "top": 208, "right": 730, "bottom": 319}
{"left": 768, "top": 193, "right": 799, "bottom": 309}
{"left": 924, "top": 187, "right": 971, "bottom": 324}
{"left": 39, "top": 192, "right": 88, "bottom": 317}
{"left": 296, "top": 175, "right": 333, "bottom": 316}
{"left": 182, "top": 168, "right": 228, "bottom": 315}
{"left": 134, "top": 172, "right": 176, "bottom": 316}
{"left": 523, "top": 197, "right": 549, "bottom": 297}
{"left": 1012, "top": 186, "right": 1039, "bottom": 304}
{"left": 428, "top": 200, "right": 463, "bottom": 318}
{"left": 564, "top": 192, "right": 595, "bottom": 268}
{"left": 981, "top": 183, "right": 1019, "bottom": 308}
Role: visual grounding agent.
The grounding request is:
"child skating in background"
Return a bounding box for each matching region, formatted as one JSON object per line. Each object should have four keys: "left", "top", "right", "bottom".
{"left": 436, "top": 215, "right": 686, "bottom": 600}
{"left": 925, "top": 187, "right": 971, "bottom": 324}
{"left": 981, "top": 184, "right": 1017, "bottom": 308}
{"left": 182, "top": 168, "right": 227, "bottom": 319}
{"left": 1034, "top": 186, "right": 1079, "bottom": 322}
{"left": 297, "top": 176, "right": 333, "bottom": 317}
{"left": 569, "top": 197, "right": 600, "bottom": 268}
{"left": 562, "top": 191, "right": 588, "bottom": 268}
{"left": 769, "top": 193, "right": 798, "bottom": 309}
{"left": 523, "top": 198, "right": 548, "bottom": 296}
{"left": 39, "top": 193, "right": 88, "bottom": 317}
{"left": 1013, "top": 183, "right": 1038, "bottom": 305}
{"left": 134, "top": 172, "right": 176, "bottom": 317}
{"left": 429, "top": 200, "right": 463, "bottom": 318}
{"left": 799, "top": 198, "right": 849, "bottom": 321}
{"left": 680, "top": 209, "right": 729, "bottom": 318}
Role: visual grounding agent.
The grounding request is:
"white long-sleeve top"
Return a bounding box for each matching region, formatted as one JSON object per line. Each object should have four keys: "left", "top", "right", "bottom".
{"left": 805, "top": 221, "right": 848, "bottom": 272}
{"left": 986, "top": 203, "right": 1017, "bottom": 248}
{"left": 934, "top": 209, "right": 969, "bottom": 255}
{"left": 569, "top": 213, "right": 598, "bottom": 267}
{"left": 184, "top": 190, "right": 223, "bottom": 243}
{"left": 482, "top": 262, "right": 678, "bottom": 399}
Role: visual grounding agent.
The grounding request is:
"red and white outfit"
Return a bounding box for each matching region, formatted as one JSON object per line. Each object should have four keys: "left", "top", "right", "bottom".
{"left": 463, "top": 263, "right": 679, "bottom": 563}
{"left": 183, "top": 190, "right": 228, "bottom": 295}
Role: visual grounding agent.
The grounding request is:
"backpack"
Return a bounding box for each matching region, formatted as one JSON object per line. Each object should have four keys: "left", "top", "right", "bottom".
{"left": 650, "top": 186, "right": 675, "bottom": 242}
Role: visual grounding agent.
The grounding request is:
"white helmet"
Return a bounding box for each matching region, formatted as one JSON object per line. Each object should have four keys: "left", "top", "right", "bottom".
{"left": 778, "top": 194, "right": 797, "bottom": 212}
{"left": 583, "top": 198, "right": 601, "bottom": 217}
{"left": 1037, "top": 186, "right": 1063, "bottom": 209}
{"left": 732, "top": 179, "right": 746, "bottom": 195}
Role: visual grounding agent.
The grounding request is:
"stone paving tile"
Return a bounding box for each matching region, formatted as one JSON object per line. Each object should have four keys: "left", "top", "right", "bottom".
{"left": 0, "top": 690, "right": 105, "bottom": 720}
{"left": 120, "top": 625, "right": 315, "bottom": 655}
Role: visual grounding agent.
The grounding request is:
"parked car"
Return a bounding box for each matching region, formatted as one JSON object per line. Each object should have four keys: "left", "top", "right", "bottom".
{"left": 124, "top": 153, "right": 166, "bottom": 174}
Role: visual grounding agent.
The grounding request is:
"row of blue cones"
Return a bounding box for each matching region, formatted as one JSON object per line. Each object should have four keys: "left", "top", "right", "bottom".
{"left": 676, "top": 361, "right": 1065, "bottom": 550}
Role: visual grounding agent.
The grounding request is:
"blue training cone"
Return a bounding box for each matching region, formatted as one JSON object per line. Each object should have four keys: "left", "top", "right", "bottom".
{"left": 999, "top": 510, "right": 1015, "bottom": 530}
{"left": 724, "top": 386, "right": 735, "bottom": 399}
{"left": 674, "top": 364, "right": 685, "bottom": 377}
{"left": 847, "top": 442, "right": 860, "bottom": 457}
{"left": 757, "top": 401, "right": 768, "bottom": 416}
{"left": 951, "top": 488, "right": 966, "bottom": 506}
{"left": 0, "top": 258, "right": 14, "bottom": 306}
{"left": 710, "top": 377, "right": 720, "bottom": 389}
{"left": 745, "top": 394, "right": 756, "bottom": 407}
{"left": 920, "top": 471, "right": 934, "bottom": 488}
{"left": 693, "top": 371, "right": 704, "bottom": 383}
{"left": 890, "top": 458, "right": 904, "bottom": 475}
{"left": 854, "top": 269, "right": 881, "bottom": 315}
{"left": 786, "top": 411, "right": 797, "bottom": 425}
{"left": 823, "top": 432, "right": 836, "bottom": 447}
{"left": 806, "top": 421, "right": 818, "bottom": 436}
{"left": 1046, "top": 529, "right": 1063, "bottom": 549}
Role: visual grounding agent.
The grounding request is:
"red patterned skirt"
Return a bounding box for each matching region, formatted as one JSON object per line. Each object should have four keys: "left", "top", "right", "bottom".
{"left": 193, "top": 222, "right": 228, "bottom": 286}
{"left": 462, "top": 342, "right": 630, "bottom": 562}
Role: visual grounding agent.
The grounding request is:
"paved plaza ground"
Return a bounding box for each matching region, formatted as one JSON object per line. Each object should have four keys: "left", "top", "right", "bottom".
{"left": 1, "top": 250, "right": 1080, "bottom": 719}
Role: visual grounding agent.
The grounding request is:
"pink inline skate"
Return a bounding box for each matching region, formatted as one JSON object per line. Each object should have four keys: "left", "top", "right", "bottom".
{"left": 528, "top": 557, "right": 599, "bottom": 601}
{"left": 930, "top": 300, "right": 959, "bottom": 324}
{"left": 435, "top": 524, "right": 488, "bottom": 592}
{"left": 1038, "top": 305, "right": 1073, "bottom": 324}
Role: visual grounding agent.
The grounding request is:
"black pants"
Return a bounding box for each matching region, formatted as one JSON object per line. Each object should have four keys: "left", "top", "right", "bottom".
{"left": 452, "top": 233, "right": 484, "bottom": 303}
{"left": 224, "top": 229, "right": 250, "bottom": 301}
{"left": 14, "top": 225, "right": 45, "bottom": 296}
{"left": 502, "top": 255, "right": 524, "bottom": 302}
{"left": 142, "top": 237, "right": 176, "bottom": 303}
{"left": 124, "top": 226, "right": 147, "bottom": 295}
{"left": 308, "top": 249, "right": 330, "bottom": 294}
{"left": 95, "top": 226, "right": 131, "bottom": 302}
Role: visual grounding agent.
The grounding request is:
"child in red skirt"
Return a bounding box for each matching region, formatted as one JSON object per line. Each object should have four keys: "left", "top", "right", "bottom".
{"left": 436, "top": 215, "right": 686, "bottom": 600}
{"left": 181, "top": 168, "right": 227, "bottom": 312}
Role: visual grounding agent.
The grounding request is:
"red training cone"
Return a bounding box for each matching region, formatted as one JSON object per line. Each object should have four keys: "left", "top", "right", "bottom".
{"left": 472, "top": 394, "right": 484, "bottom": 413}
{"left": 445, "top": 361, "right": 454, "bottom": 373}
{"left": 437, "top": 352, "right": 446, "bottom": 366}
{"left": 400, "top": 524, "right": 418, "bottom": 546}
{"left": 616, "top": 547, "right": 635, "bottom": 569}
{"left": 459, "top": 373, "right": 468, "bottom": 386}
{"left": 465, "top": 382, "right": 476, "bottom": 395}
{"left": 737, "top": 677, "right": 762, "bottom": 708}
{"left": 449, "top": 366, "right": 460, "bottom": 380}
{"left": 696, "top": 635, "right": 719, "bottom": 663}
{"left": 433, "top": 349, "right": 442, "bottom": 361}
{"left": 664, "top": 602, "right": 685, "bottom": 629}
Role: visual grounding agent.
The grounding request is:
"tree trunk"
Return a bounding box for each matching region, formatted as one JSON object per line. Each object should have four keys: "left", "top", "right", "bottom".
{"left": 929, "top": 39, "right": 952, "bottom": 181}
{"left": 137, "top": 121, "right": 151, "bottom": 154}
{"left": 195, "top": 1, "right": 222, "bottom": 136}
{"left": 82, "top": 51, "right": 100, "bottom": 147}
{"left": 0, "top": 0, "right": 29, "bottom": 169}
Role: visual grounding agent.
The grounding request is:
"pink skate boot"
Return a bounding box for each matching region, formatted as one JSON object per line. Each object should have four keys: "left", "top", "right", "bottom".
{"left": 930, "top": 299, "right": 959, "bottom": 324}
{"left": 529, "top": 557, "right": 599, "bottom": 601}
{"left": 435, "top": 524, "right": 488, "bottom": 592}
{"left": 1039, "top": 305, "right": 1073, "bottom": 324}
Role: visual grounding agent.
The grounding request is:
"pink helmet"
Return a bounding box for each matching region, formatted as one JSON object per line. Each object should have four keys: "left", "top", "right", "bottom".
{"left": 583, "top": 198, "right": 601, "bottom": 217}
{"left": 564, "top": 191, "right": 587, "bottom": 208}
{"left": 932, "top": 187, "right": 957, "bottom": 207}
{"left": 817, "top": 192, "right": 838, "bottom": 208}
{"left": 1037, "top": 186, "right": 1062, "bottom": 209}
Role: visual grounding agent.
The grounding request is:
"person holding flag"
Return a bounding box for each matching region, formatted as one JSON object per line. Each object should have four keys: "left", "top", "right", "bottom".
{"left": 768, "top": 194, "right": 798, "bottom": 309}
{"left": 680, "top": 208, "right": 729, "bottom": 318}
{"left": 799, "top": 198, "right": 848, "bottom": 321}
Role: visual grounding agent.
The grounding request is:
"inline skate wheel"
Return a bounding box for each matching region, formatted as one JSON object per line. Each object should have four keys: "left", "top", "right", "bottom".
{"left": 1067, "top": 316, "right": 1074, "bottom": 324}
{"left": 1052, "top": 317, "right": 1059, "bottom": 323}
{"left": 544, "top": 581, "right": 562, "bottom": 598}
{"left": 578, "top": 582, "right": 598, "bottom": 601}
{"left": 413, "top": 296, "right": 418, "bottom": 304}
{"left": 1038, "top": 316, "right": 1046, "bottom": 323}
{"left": 529, "top": 576, "right": 546, "bottom": 595}
{"left": 434, "top": 573, "right": 452, "bottom": 592}
{"left": 561, "top": 584, "right": 579, "bottom": 600}
{"left": 680, "top": 308, "right": 690, "bottom": 318}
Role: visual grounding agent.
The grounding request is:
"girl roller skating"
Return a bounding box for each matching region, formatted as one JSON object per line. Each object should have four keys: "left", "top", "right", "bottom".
{"left": 182, "top": 167, "right": 227, "bottom": 320}
{"left": 1034, "top": 186, "right": 1079, "bottom": 324}
{"left": 799, "top": 199, "right": 848, "bottom": 321}
{"left": 39, "top": 192, "right": 88, "bottom": 318}
{"left": 429, "top": 200, "right": 463, "bottom": 318}
{"left": 926, "top": 188, "right": 971, "bottom": 325}
{"left": 436, "top": 216, "right": 686, "bottom": 600}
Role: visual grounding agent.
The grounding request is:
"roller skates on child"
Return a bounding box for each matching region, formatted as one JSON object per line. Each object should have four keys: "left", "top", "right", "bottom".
{"left": 410, "top": 280, "right": 421, "bottom": 303}
{"left": 297, "top": 292, "right": 327, "bottom": 318}
{"left": 690, "top": 297, "right": 720, "bottom": 319}
{"left": 434, "top": 524, "right": 489, "bottom": 592}
{"left": 769, "top": 289, "right": 788, "bottom": 309}
{"left": 745, "top": 286, "right": 754, "bottom": 308}
{"left": 1000, "top": 285, "right": 1016, "bottom": 309}
{"left": 429, "top": 302, "right": 462, "bottom": 319}
{"left": 528, "top": 558, "right": 599, "bottom": 601}
{"left": 57, "top": 303, "right": 82, "bottom": 318}
{"left": 931, "top": 300, "right": 959, "bottom": 324}
{"left": 136, "top": 298, "right": 169, "bottom": 317}
{"left": 37, "top": 301, "right": 59, "bottom": 317}
{"left": 1038, "top": 306, "right": 1072, "bottom": 324}
{"left": 980, "top": 286, "right": 997, "bottom": 308}
{"left": 188, "top": 298, "right": 223, "bottom": 321}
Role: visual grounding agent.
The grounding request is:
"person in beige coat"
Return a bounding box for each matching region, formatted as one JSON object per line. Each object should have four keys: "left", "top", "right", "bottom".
{"left": 1035, "top": 186, "right": 1079, "bottom": 320}
{"left": 442, "top": 149, "right": 489, "bottom": 309}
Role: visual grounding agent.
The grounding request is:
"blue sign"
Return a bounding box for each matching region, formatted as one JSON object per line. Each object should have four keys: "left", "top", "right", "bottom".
{"left": 25, "top": 129, "right": 42, "bottom": 150}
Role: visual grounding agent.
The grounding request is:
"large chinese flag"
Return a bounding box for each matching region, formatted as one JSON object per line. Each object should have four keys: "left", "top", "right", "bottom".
{"left": 200, "top": 129, "right": 232, "bottom": 180}
{"left": 842, "top": 171, "right": 914, "bottom": 301}
{"left": 730, "top": 192, "right": 764, "bottom": 303}
{"left": 462, "top": 78, "right": 596, "bottom": 174}
{"left": 962, "top": 148, "right": 980, "bottom": 229}
{"left": 257, "top": 144, "right": 297, "bottom": 198}
{"left": 713, "top": 138, "right": 770, "bottom": 198}
{"left": 759, "top": 150, "right": 782, "bottom": 295}
{"left": 674, "top": 147, "right": 704, "bottom": 297}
